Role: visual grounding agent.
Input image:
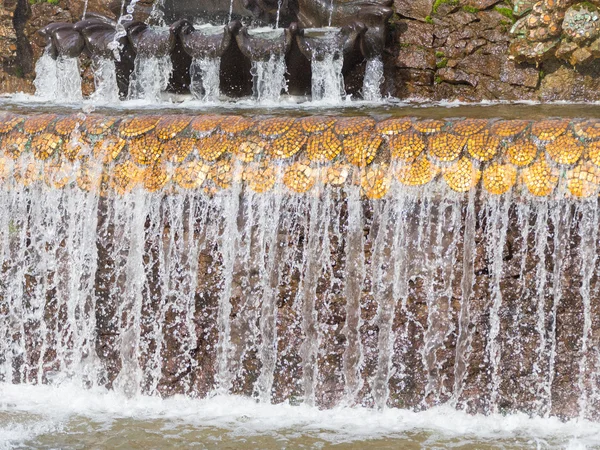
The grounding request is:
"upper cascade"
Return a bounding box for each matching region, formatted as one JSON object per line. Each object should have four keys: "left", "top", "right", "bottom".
{"left": 34, "top": 0, "right": 393, "bottom": 103}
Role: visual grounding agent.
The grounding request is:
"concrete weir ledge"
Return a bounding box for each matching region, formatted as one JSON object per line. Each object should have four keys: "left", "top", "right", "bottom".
{"left": 1, "top": 111, "right": 600, "bottom": 199}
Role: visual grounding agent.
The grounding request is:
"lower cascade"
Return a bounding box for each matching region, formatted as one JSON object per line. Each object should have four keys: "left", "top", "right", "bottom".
{"left": 0, "top": 112, "right": 600, "bottom": 425}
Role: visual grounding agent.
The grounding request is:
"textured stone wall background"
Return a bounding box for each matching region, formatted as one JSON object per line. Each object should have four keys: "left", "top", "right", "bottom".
{"left": 0, "top": 0, "right": 599, "bottom": 101}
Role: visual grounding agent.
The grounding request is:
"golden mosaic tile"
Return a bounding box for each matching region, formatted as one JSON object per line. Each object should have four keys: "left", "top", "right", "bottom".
{"left": 361, "top": 164, "right": 391, "bottom": 199}
{"left": 143, "top": 164, "right": 170, "bottom": 192}
{"left": 245, "top": 163, "right": 277, "bottom": 193}
{"left": 129, "top": 134, "right": 165, "bottom": 165}
{"left": 567, "top": 161, "right": 600, "bottom": 198}
{"left": 299, "top": 116, "right": 336, "bottom": 133}
{"left": 93, "top": 137, "right": 127, "bottom": 163}
{"left": 0, "top": 157, "right": 8, "bottom": 184}
{"left": 429, "top": 133, "right": 466, "bottom": 163}
{"left": 306, "top": 130, "right": 342, "bottom": 162}
{"left": 587, "top": 140, "right": 600, "bottom": 167}
{"left": 467, "top": 131, "right": 500, "bottom": 161}
{"left": 54, "top": 115, "right": 83, "bottom": 136}
{"left": 23, "top": 114, "right": 56, "bottom": 134}
{"left": 0, "top": 114, "right": 24, "bottom": 134}
{"left": 573, "top": 120, "right": 600, "bottom": 140}
{"left": 283, "top": 161, "right": 316, "bottom": 193}
{"left": 14, "top": 161, "right": 40, "bottom": 186}
{"left": 530, "top": 119, "right": 570, "bottom": 141}
{"left": 388, "top": 132, "right": 425, "bottom": 162}
{"left": 545, "top": 133, "right": 583, "bottom": 165}
{"left": 163, "top": 138, "right": 195, "bottom": 163}
{"left": 256, "top": 117, "right": 296, "bottom": 137}
{"left": 31, "top": 133, "right": 62, "bottom": 160}
{"left": 268, "top": 126, "right": 307, "bottom": 158}
{"left": 112, "top": 160, "right": 142, "bottom": 194}
{"left": 190, "top": 115, "right": 225, "bottom": 134}
{"left": 343, "top": 131, "right": 382, "bottom": 166}
{"left": 236, "top": 135, "right": 267, "bottom": 162}
{"left": 443, "top": 157, "right": 481, "bottom": 193}
{"left": 521, "top": 158, "right": 559, "bottom": 197}
{"left": 63, "top": 136, "right": 90, "bottom": 162}
{"left": 334, "top": 117, "right": 375, "bottom": 136}
{"left": 412, "top": 119, "right": 446, "bottom": 134}
{"left": 174, "top": 160, "right": 210, "bottom": 190}
{"left": 375, "top": 118, "right": 412, "bottom": 136}
{"left": 483, "top": 163, "right": 517, "bottom": 195}
{"left": 44, "top": 159, "right": 72, "bottom": 189}
{"left": 174, "top": 161, "right": 210, "bottom": 189}
{"left": 325, "top": 164, "right": 350, "bottom": 186}
{"left": 489, "top": 120, "right": 530, "bottom": 137}
{"left": 507, "top": 139, "right": 538, "bottom": 167}
{"left": 197, "top": 133, "right": 235, "bottom": 162}
{"left": 118, "top": 116, "right": 161, "bottom": 138}
{"left": 3, "top": 131, "right": 29, "bottom": 159}
{"left": 396, "top": 156, "right": 439, "bottom": 186}
{"left": 451, "top": 119, "right": 488, "bottom": 136}
{"left": 219, "top": 116, "right": 254, "bottom": 134}
{"left": 155, "top": 116, "right": 192, "bottom": 140}
{"left": 77, "top": 160, "right": 103, "bottom": 192}
{"left": 210, "top": 159, "right": 233, "bottom": 189}
{"left": 84, "top": 116, "right": 117, "bottom": 135}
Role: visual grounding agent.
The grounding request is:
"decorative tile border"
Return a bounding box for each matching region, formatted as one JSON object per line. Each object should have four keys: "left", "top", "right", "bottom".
{"left": 1, "top": 112, "right": 600, "bottom": 198}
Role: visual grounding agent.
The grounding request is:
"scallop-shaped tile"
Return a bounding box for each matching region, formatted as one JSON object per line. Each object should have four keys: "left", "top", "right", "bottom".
{"left": 23, "top": 114, "right": 56, "bottom": 134}
{"left": 54, "top": 115, "right": 83, "bottom": 137}
{"left": 412, "top": 119, "right": 446, "bottom": 134}
{"left": 299, "top": 116, "right": 336, "bottom": 133}
{"left": 174, "top": 160, "right": 210, "bottom": 190}
{"left": 129, "top": 134, "right": 165, "bottom": 165}
{"left": 429, "top": 132, "right": 466, "bottom": 163}
{"left": 334, "top": 117, "right": 375, "bottom": 136}
{"left": 268, "top": 125, "right": 307, "bottom": 159}
{"left": 143, "top": 163, "right": 170, "bottom": 192}
{"left": 567, "top": 161, "right": 600, "bottom": 198}
{"left": 0, "top": 114, "right": 24, "bottom": 134}
{"left": 256, "top": 117, "right": 296, "bottom": 137}
{"left": 306, "top": 130, "right": 342, "bottom": 162}
{"left": 521, "top": 158, "right": 559, "bottom": 196}
{"left": 245, "top": 162, "right": 277, "bottom": 193}
{"left": 507, "top": 139, "right": 538, "bottom": 167}
{"left": 197, "top": 133, "right": 235, "bottom": 162}
{"left": 467, "top": 130, "right": 500, "bottom": 161}
{"left": 343, "top": 131, "right": 382, "bottom": 166}
{"left": 31, "top": 133, "right": 62, "bottom": 160}
{"left": 361, "top": 164, "right": 391, "bottom": 199}
{"left": 545, "top": 133, "right": 583, "bottom": 165}
{"left": 325, "top": 164, "right": 350, "bottom": 186}
{"left": 112, "top": 161, "right": 142, "bottom": 194}
{"left": 3, "top": 131, "right": 29, "bottom": 159}
{"left": 219, "top": 116, "right": 254, "bottom": 135}
{"left": 93, "top": 137, "right": 127, "bottom": 162}
{"left": 531, "top": 119, "right": 570, "bottom": 141}
{"left": 155, "top": 116, "right": 192, "bottom": 140}
{"left": 573, "top": 120, "right": 600, "bottom": 139}
{"left": 451, "top": 119, "right": 488, "bottom": 136}
{"left": 388, "top": 132, "right": 425, "bottom": 162}
{"left": 375, "top": 118, "right": 412, "bottom": 136}
{"left": 164, "top": 138, "right": 195, "bottom": 163}
{"left": 84, "top": 116, "right": 117, "bottom": 136}
{"left": 283, "top": 161, "right": 316, "bottom": 193}
{"left": 489, "top": 120, "right": 530, "bottom": 137}
{"left": 119, "top": 116, "right": 161, "bottom": 138}
{"left": 483, "top": 163, "right": 517, "bottom": 195}
{"left": 236, "top": 135, "right": 268, "bottom": 162}
{"left": 443, "top": 157, "right": 481, "bottom": 192}
{"left": 396, "top": 156, "right": 439, "bottom": 186}
{"left": 210, "top": 159, "right": 233, "bottom": 189}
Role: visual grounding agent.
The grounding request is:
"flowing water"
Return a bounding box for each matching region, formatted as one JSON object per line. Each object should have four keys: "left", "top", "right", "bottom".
{"left": 127, "top": 55, "right": 173, "bottom": 102}
{"left": 251, "top": 54, "right": 288, "bottom": 103}
{"left": 0, "top": 160, "right": 599, "bottom": 446}
{"left": 90, "top": 59, "right": 120, "bottom": 103}
{"left": 190, "top": 57, "right": 221, "bottom": 102}
{"left": 33, "top": 53, "right": 83, "bottom": 103}
{"left": 363, "top": 57, "right": 384, "bottom": 102}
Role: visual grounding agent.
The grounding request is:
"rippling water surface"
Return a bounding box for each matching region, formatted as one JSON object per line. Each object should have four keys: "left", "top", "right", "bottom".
{"left": 1, "top": 383, "right": 599, "bottom": 449}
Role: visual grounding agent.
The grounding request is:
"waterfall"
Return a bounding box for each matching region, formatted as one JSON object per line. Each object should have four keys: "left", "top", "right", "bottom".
{"left": 190, "top": 57, "right": 221, "bottom": 102}
{"left": 363, "top": 57, "right": 384, "bottom": 101}
{"left": 311, "top": 52, "right": 345, "bottom": 103}
{"left": 90, "top": 58, "right": 120, "bottom": 103}
{"left": 251, "top": 54, "right": 287, "bottom": 103}
{"left": 34, "top": 52, "right": 83, "bottom": 102}
{"left": 127, "top": 55, "right": 172, "bottom": 102}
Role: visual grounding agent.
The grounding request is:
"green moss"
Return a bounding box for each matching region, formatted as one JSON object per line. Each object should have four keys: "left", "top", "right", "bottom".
{"left": 462, "top": 5, "right": 479, "bottom": 13}
{"left": 432, "top": 0, "right": 459, "bottom": 14}
{"left": 494, "top": 5, "right": 515, "bottom": 22}
{"left": 29, "top": 0, "right": 60, "bottom": 4}
{"left": 425, "top": 15, "right": 434, "bottom": 24}
{"left": 435, "top": 51, "right": 445, "bottom": 58}
{"left": 436, "top": 58, "right": 449, "bottom": 69}
{"left": 435, "top": 75, "right": 443, "bottom": 84}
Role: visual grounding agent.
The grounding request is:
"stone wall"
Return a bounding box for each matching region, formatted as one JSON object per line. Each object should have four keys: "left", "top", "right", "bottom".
{"left": 1, "top": 0, "right": 600, "bottom": 101}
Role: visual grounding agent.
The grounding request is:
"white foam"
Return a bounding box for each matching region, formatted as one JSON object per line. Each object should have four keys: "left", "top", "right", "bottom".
{"left": 1, "top": 383, "right": 599, "bottom": 448}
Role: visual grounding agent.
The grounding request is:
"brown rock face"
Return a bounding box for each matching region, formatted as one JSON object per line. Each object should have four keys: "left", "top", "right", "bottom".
{"left": 394, "top": 0, "right": 434, "bottom": 21}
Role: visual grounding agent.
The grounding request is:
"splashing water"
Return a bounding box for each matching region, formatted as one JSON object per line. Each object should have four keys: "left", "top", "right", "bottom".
{"left": 311, "top": 52, "right": 345, "bottom": 102}
{"left": 189, "top": 57, "right": 221, "bottom": 102}
{"left": 252, "top": 55, "right": 287, "bottom": 103}
{"left": 90, "top": 59, "right": 120, "bottom": 103}
{"left": 127, "top": 56, "right": 172, "bottom": 102}
{"left": 34, "top": 52, "right": 82, "bottom": 102}
{"left": 363, "top": 57, "right": 384, "bottom": 101}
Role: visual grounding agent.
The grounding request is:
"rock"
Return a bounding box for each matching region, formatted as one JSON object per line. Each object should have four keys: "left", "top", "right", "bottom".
{"left": 500, "top": 59, "right": 540, "bottom": 87}
{"left": 461, "top": 0, "right": 502, "bottom": 9}
{"left": 555, "top": 40, "right": 579, "bottom": 61}
{"left": 396, "top": 45, "right": 437, "bottom": 70}
{"left": 394, "top": 0, "right": 434, "bottom": 21}
{"left": 570, "top": 46, "right": 594, "bottom": 65}
{"left": 513, "top": 0, "right": 536, "bottom": 18}
{"left": 563, "top": 3, "right": 600, "bottom": 43}
{"left": 397, "top": 68, "right": 435, "bottom": 85}
{"left": 396, "top": 19, "right": 435, "bottom": 47}
{"left": 437, "top": 67, "right": 479, "bottom": 86}
{"left": 457, "top": 53, "right": 502, "bottom": 78}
